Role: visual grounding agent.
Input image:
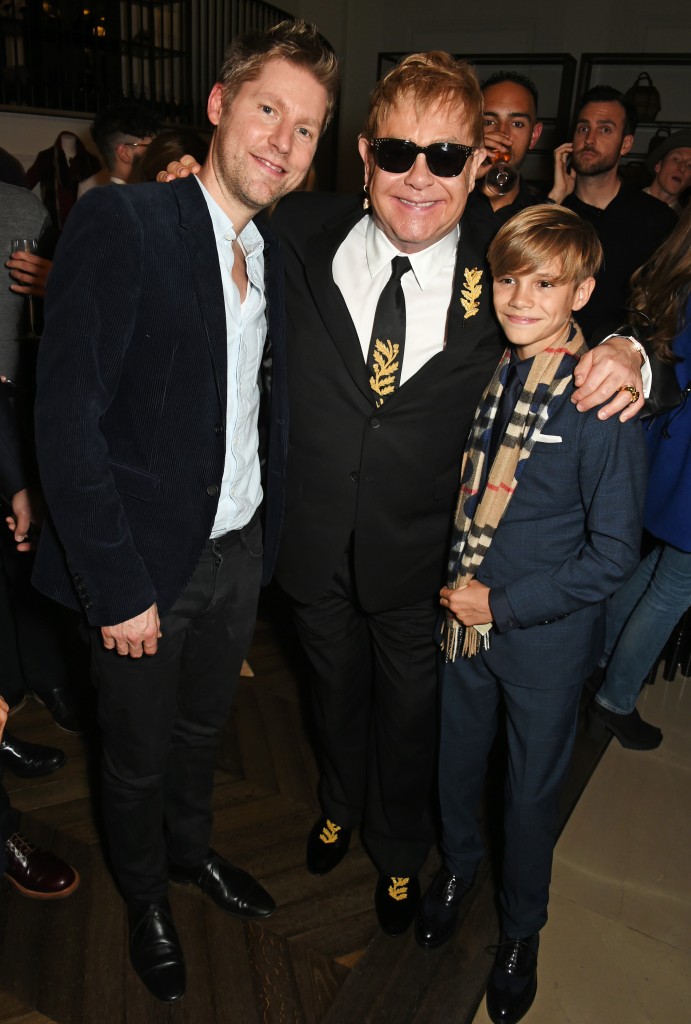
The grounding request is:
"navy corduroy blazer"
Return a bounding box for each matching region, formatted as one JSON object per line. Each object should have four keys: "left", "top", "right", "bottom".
{"left": 33, "top": 176, "right": 287, "bottom": 626}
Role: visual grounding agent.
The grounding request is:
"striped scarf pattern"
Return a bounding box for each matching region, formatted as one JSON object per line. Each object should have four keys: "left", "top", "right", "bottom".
{"left": 443, "top": 323, "right": 587, "bottom": 661}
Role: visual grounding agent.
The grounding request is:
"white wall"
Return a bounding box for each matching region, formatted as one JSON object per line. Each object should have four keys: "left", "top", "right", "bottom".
{"left": 0, "top": 110, "right": 101, "bottom": 173}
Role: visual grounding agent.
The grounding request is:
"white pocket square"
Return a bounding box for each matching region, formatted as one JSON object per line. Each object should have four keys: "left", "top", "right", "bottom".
{"left": 533, "top": 432, "right": 562, "bottom": 444}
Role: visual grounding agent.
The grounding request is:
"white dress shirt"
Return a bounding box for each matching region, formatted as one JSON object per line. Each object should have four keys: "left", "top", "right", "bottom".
{"left": 332, "top": 215, "right": 459, "bottom": 384}
{"left": 196, "top": 177, "right": 266, "bottom": 537}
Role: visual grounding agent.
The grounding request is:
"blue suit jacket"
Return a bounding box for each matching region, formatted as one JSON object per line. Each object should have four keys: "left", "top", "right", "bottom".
{"left": 33, "top": 176, "right": 288, "bottom": 626}
{"left": 475, "top": 375, "right": 647, "bottom": 688}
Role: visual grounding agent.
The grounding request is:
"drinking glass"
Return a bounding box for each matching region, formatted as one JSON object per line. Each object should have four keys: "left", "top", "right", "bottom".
{"left": 10, "top": 238, "right": 39, "bottom": 338}
{"left": 485, "top": 152, "right": 519, "bottom": 197}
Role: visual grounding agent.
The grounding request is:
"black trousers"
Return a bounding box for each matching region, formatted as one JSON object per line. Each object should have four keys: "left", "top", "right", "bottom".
{"left": 0, "top": 534, "right": 70, "bottom": 706}
{"left": 90, "top": 515, "right": 263, "bottom": 905}
{"left": 292, "top": 546, "right": 438, "bottom": 877}
{"left": 439, "top": 652, "right": 582, "bottom": 937}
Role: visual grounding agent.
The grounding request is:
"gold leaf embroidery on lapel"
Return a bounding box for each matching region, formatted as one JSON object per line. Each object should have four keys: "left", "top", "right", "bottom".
{"left": 460, "top": 267, "right": 483, "bottom": 319}
{"left": 369, "top": 338, "right": 399, "bottom": 407}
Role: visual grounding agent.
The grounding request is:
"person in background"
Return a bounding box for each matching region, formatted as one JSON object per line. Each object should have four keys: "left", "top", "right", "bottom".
{"left": 549, "top": 85, "right": 677, "bottom": 338}
{"left": 77, "top": 101, "right": 162, "bottom": 196}
{"left": 588, "top": 205, "right": 691, "bottom": 750}
{"left": 0, "top": 690, "right": 79, "bottom": 900}
{"left": 129, "top": 129, "right": 209, "bottom": 184}
{"left": 466, "top": 71, "right": 544, "bottom": 234}
{"left": 1, "top": 182, "right": 83, "bottom": 733}
{"left": 0, "top": 386, "right": 79, "bottom": 898}
{"left": 643, "top": 130, "right": 691, "bottom": 215}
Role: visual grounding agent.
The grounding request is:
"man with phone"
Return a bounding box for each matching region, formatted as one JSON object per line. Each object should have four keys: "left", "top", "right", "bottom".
{"left": 549, "top": 85, "right": 677, "bottom": 337}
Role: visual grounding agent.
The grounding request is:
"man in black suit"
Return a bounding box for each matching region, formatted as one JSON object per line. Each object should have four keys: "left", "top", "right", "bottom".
{"left": 268, "top": 53, "right": 646, "bottom": 936}
{"left": 33, "top": 21, "right": 338, "bottom": 1002}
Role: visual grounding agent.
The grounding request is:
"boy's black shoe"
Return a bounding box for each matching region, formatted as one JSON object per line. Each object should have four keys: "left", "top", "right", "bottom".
{"left": 486, "top": 933, "right": 538, "bottom": 1024}
{"left": 415, "top": 866, "right": 472, "bottom": 948}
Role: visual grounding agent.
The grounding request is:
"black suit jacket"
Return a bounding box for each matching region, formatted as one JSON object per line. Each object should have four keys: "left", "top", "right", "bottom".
{"left": 33, "top": 176, "right": 288, "bottom": 626}
{"left": 270, "top": 193, "right": 503, "bottom": 612}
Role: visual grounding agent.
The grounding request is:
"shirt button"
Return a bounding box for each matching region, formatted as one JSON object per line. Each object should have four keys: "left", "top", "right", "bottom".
{"left": 214, "top": 423, "right": 223, "bottom": 435}
{"left": 224, "top": 232, "right": 233, "bottom": 241}
{"left": 206, "top": 484, "right": 219, "bottom": 496}
{"left": 350, "top": 471, "right": 359, "bottom": 482}
{"left": 370, "top": 417, "right": 381, "bottom": 428}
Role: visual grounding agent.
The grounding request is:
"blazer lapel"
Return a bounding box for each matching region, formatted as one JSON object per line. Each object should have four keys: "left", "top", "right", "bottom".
{"left": 304, "top": 209, "right": 376, "bottom": 402}
{"left": 380, "top": 216, "right": 500, "bottom": 408}
{"left": 304, "top": 205, "right": 501, "bottom": 412}
{"left": 173, "top": 177, "right": 227, "bottom": 421}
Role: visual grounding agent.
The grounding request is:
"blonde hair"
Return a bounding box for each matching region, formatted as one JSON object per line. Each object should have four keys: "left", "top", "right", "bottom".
{"left": 218, "top": 20, "right": 339, "bottom": 133}
{"left": 362, "top": 51, "right": 483, "bottom": 147}
{"left": 488, "top": 204, "right": 603, "bottom": 284}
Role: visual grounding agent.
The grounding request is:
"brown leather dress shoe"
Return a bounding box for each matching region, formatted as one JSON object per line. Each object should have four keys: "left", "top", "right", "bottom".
{"left": 4, "top": 832, "right": 80, "bottom": 899}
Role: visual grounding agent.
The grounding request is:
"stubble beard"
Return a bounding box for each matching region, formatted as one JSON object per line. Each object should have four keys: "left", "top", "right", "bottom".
{"left": 572, "top": 149, "right": 619, "bottom": 178}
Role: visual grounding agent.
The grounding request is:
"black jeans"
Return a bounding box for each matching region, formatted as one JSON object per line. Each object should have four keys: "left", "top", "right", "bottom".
{"left": 90, "top": 514, "right": 263, "bottom": 905}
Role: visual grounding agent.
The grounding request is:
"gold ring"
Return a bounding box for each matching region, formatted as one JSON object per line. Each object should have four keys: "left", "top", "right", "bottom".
{"left": 618, "top": 384, "right": 639, "bottom": 405}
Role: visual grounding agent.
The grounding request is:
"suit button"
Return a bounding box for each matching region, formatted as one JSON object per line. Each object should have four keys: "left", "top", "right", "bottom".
{"left": 206, "top": 484, "right": 219, "bottom": 496}
{"left": 370, "top": 416, "right": 381, "bottom": 428}
{"left": 349, "top": 471, "right": 359, "bottom": 482}
{"left": 214, "top": 423, "right": 223, "bottom": 436}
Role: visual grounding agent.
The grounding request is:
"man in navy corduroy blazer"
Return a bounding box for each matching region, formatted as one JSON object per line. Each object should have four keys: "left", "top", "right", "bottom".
{"left": 32, "top": 21, "right": 338, "bottom": 1003}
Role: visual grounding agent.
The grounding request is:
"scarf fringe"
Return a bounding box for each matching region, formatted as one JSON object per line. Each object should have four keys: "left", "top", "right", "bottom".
{"left": 442, "top": 617, "right": 490, "bottom": 661}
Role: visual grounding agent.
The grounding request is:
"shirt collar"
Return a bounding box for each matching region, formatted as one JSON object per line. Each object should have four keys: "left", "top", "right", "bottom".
{"left": 195, "top": 176, "right": 264, "bottom": 259}
{"left": 365, "top": 216, "right": 459, "bottom": 289}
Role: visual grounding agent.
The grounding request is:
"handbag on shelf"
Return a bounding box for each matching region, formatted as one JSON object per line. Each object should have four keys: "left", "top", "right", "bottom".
{"left": 624, "top": 72, "right": 662, "bottom": 122}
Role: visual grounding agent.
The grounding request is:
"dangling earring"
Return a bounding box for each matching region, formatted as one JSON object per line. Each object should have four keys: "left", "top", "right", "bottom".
{"left": 362, "top": 185, "right": 370, "bottom": 211}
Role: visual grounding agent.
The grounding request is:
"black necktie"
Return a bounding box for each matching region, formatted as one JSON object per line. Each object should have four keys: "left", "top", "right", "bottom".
{"left": 488, "top": 363, "right": 523, "bottom": 467}
{"left": 367, "top": 256, "right": 411, "bottom": 406}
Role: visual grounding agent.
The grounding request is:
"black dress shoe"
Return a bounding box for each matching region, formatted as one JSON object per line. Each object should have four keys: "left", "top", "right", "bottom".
{"left": 375, "top": 875, "right": 421, "bottom": 936}
{"left": 486, "top": 934, "right": 539, "bottom": 1024}
{"left": 415, "top": 866, "right": 472, "bottom": 948}
{"left": 306, "top": 816, "right": 352, "bottom": 875}
{"left": 32, "top": 688, "right": 83, "bottom": 734}
{"left": 586, "top": 700, "right": 662, "bottom": 750}
{"left": 169, "top": 849, "right": 275, "bottom": 918}
{"left": 128, "top": 900, "right": 185, "bottom": 1002}
{"left": 7, "top": 695, "right": 27, "bottom": 717}
{"left": 4, "top": 831, "right": 80, "bottom": 899}
{"left": 0, "top": 733, "right": 66, "bottom": 778}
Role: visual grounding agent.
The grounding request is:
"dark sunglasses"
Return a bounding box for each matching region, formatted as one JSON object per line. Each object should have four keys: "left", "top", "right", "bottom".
{"left": 370, "top": 138, "right": 476, "bottom": 177}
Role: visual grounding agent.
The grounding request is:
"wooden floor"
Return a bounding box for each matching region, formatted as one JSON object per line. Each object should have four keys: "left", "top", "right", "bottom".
{"left": 0, "top": 595, "right": 608, "bottom": 1024}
